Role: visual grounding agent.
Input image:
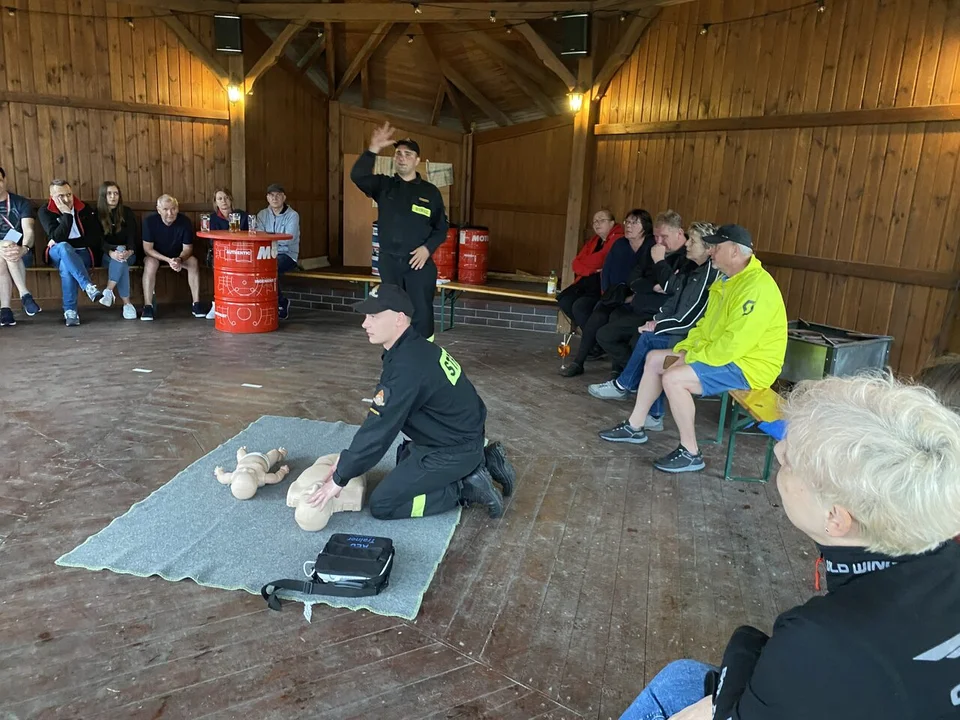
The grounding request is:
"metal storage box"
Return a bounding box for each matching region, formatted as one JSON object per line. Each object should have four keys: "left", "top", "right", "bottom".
{"left": 781, "top": 320, "right": 894, "bottom": 383}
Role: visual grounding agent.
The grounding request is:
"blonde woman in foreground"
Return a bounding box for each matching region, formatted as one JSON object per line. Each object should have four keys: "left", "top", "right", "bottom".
{"left": 619, "top": 373, "right": 960, "bottom": 720}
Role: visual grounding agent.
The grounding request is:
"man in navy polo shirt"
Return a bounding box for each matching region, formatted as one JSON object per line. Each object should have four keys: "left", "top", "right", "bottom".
{"left": 141, "top": 194, "right": 203, "bottom": 321}
{"left": 0, "top": 166, "right": 41, "bottom": 325}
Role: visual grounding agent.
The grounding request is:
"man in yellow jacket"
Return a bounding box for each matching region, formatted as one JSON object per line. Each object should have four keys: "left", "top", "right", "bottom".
{"left": 599, "top": 225, "right": 787, "bottom": 473}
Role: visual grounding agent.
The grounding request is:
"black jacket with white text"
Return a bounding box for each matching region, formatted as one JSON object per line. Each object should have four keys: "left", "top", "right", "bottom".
{"left": 708, "top": 540, "right": 960, "bottom": 720}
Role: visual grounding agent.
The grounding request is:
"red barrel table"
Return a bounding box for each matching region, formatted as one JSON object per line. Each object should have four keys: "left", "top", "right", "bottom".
{"left": 197, "top": 230, "right": 293, "bottom": 334}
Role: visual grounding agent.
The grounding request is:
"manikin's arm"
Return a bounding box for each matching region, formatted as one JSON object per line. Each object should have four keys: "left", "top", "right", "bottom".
{"left": 264, "top": 465, "right": 290, "bottom": 485}
{"left": 214, "top": 466, "right": 233, "bottom": 484}
{"left": 235, "top": 446, "right": 248, "bottom": 462}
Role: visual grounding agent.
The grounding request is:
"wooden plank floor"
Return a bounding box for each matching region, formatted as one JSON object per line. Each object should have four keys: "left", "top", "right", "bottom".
{"left": 0, "top": 308, "right": 815, "bottom": 720}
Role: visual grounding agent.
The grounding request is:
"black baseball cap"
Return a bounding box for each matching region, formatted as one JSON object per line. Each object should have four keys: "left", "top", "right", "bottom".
{"left": 394, "top": 138, "right": 420, "bottom": 155}
{"left": 702, "top": 224, "right": 753, "bottom": 249}
{"left": 352, "top": 284, "right": 415, "bottom": 316}
{"left": 266, "top": 183, "right": 285, "bottom": 194}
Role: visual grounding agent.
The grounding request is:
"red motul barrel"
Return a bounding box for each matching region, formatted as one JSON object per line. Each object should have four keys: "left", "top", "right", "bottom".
{"left": 434, "top": 227, "right": 458, "bottom": 282}
{"left": 212, "top": 236, "right": 279, "bottom": 334}
{"left": 457, "top": 226, "right": 489, "bottom": 285}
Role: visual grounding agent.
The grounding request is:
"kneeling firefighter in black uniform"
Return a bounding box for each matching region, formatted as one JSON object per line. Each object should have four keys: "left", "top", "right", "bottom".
{"left": 307, "top": 284, "right": 515, "bottom": 519}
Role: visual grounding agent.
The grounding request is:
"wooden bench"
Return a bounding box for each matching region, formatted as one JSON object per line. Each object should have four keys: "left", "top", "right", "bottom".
{"left": 437, "top": 281, "right": 556, "bottom": 332}
{"left": 722, "top": 387, "right": 785, "bottom": 483}
{"left": 285, "top": 270, "right": 381, "bottom": 298}
{"left": 20, "top": 265, "right": 213, "bottom": 308}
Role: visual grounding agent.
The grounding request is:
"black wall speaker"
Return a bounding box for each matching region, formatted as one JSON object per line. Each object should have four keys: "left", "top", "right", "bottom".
{"left": 560, "top": 13, "right": 590, "bottom": 56}
{"left": 214, "top": 14, "right": 243, "bottom": 53}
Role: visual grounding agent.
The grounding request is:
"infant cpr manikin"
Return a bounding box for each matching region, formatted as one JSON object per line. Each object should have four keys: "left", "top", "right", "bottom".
{"left": 286, "top": 453, "right": 365, "bottom": 531}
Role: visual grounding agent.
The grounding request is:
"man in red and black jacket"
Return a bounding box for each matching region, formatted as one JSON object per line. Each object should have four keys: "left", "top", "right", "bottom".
{"left": 36, "top": 179, "right": 103, "bottom": 327}
{"left": 556, "top": 209, "right": 624, "bottom": 330}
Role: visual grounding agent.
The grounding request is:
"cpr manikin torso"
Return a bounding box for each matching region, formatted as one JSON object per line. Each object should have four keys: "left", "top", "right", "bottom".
{"left": 286, "top": 453, "right": 365, "bottom": 531}
{"left": 215, "top": 446, "right": 290, "bottom": 500}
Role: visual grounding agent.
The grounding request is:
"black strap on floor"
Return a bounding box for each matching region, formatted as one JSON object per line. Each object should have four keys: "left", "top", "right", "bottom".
{"left": 261, "top": 570, "right": 391, "bottom": 611}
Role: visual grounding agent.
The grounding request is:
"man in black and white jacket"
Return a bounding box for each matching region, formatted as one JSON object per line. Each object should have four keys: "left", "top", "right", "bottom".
{"left": 589, "top": 223, "right": 720, "bottom": 413}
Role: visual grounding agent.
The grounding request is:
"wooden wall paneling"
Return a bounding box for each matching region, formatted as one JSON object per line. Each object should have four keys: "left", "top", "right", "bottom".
{"left": 914, "top": 0, "right": 946, "bottom": 107}
{"left": 925, "top": 122, "right": 960, "bottom": 273}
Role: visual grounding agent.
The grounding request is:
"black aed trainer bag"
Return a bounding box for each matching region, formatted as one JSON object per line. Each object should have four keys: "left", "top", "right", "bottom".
{"left": 261, "top": 534, "right": 395, "bottom": 611}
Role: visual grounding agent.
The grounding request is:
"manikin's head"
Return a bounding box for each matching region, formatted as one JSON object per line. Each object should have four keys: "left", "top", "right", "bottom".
{"left": 352, "top": 284, "right": 416, "bottom": 349}
{"left": 157, "top": 194, "right": 179, "bottom": 226}
{"left": 653, "top": 210, "right": 685, "bottom": 252}
{"left": 393, "top": 139, "right": 420, "bottom": 181}
{"left": 702, "top": 224, "right": 754, "bottom": 277}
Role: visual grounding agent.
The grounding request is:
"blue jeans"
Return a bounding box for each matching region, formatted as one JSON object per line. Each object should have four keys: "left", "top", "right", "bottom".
{"left": 619, "top": 660, "right": 717, "bottom": 720}
{"left": 48, "top": 242, "right": 93, "bottom": 311}
{"left": 277, "top": 252, "right": 297, "bottom": 303}
{"left": 102, "top": 253, "right": 137, "bottom": 299}
{"left": 617, "top": 332, "right": 674, "bottom": 417}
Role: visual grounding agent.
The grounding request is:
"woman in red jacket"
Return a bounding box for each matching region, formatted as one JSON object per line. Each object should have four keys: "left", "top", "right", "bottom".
{"left": 556, "top": 209, "right": 623, "bottom": 330}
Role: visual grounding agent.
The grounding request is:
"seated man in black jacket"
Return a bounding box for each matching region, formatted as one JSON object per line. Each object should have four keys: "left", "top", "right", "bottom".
{"left": 597, "top": 210, "right": 688, "bottom": 373}
{"left": 37, "top": 179, "right": 104, "bottom": 327}
{"left": 588, "top": 223, "right": 719, "bottom": 420}
{"left": 616, "top": 374, "right": 960, "bottom": 720}
{"left": 307, "top": 284, "right": 516, "bottom": 521}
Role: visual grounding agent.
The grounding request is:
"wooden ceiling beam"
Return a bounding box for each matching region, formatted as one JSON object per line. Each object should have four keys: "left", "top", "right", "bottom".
{"left": 458, "top": 25, "right": 557, "bottom": 89}
{"left": 514, "top": 22, "right": 577, "bottom": 90}
{"left": 361, "top": 63, "right": 371, "bottom": 108}
{"left": 244, "top": 19, "right": 309, "bottom": 92}
{"left": 160, "top": 15, "right": 230, "bottom": 88}
{"left": 429, "top": 83, "right": 445, "bottom": 126}
{"left": 460, "top": 26, "right": 559, "bottom": 116}
{"left": 419, "top": 27, "right": 470, "bottom": 132}
{"left": 420, "top": 25, "right": 510, "bottom": 127}
{"left": 240, "top": 2, "right": 602, "bottom": 22}
{"left": 439, "top": 60, "right": 511, "bottom": 127}
{"left": 333, "top": 21, "right": 392, "bottom": 100}
{"left": 296, "top": 31, "right": 326, "bottom": 73}
{"left": 592, "top": 11, "right": 657, "bottom": 100}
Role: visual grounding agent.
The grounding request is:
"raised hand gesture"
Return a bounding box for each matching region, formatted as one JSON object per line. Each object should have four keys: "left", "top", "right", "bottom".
{"left": 369, "top": 122, "right": 396, "bottom": 153}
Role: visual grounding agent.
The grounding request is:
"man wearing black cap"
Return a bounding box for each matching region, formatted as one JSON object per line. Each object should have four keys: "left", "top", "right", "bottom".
{"left": 256, "top": 183, "right": 300, "bottom": 320}
{"left": 307, "top": 283, "right": 516, "bottom": 520}
{"left": 599, "top": 224, "right": 787, "bottom": 473}
{"left": 350, "top": 122, "right": 448, "bottom": 340}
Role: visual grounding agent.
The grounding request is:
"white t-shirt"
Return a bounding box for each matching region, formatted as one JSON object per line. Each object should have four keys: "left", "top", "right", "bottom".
{"left": 68, "top": 209, "right": 81, "bottom": 240}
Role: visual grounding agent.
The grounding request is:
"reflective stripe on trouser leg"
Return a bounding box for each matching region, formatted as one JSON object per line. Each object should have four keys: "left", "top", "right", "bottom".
{"left": 411, "top": 494, "right": 426, "bottom": 517}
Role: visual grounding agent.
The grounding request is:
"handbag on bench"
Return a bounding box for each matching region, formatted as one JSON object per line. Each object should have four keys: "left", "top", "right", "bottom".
{"left": 261, "top": 534, "right": 395, "bottom": 611}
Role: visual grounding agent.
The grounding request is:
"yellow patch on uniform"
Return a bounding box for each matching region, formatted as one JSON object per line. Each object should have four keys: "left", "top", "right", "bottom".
{"left": 438, "top": 348, "right": 462, "bottom": 386}
{"left": 368, "top": 407, "right": 381, "bottom": 416}
{"left": 418, "top": 197, "right": 430, "bottom": 203}
{"left": 411, "top": 204, "right": 430, "bottom": 217}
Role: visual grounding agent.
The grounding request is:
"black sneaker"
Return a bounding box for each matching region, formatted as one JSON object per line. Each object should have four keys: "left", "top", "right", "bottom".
{"left": 586, "top": 345, "right": 606, "bottom": 361}
{"left": 459, "top": 464, "right": 504, "bottom": 518}
{"left": 0, "top": 307, "right": 15, "bottom": 326}
{"left": 21, "top": 293, "right": 40, "bottom": 316}
{"left": 279, "top": 297, "right": 290, "bottom": 320}
{"left": 653, "top": 445, "right": 705, "bottom": 474}
{"left": 559, "top": 362, "right": 584, "bottom": 378}
{"left": 598, "top": 421, "right": 648, "bottom": 444}
{"left": 191, "top": 302, "right": 205, "bottom": 318}
{"left": 141, "top": 305, "right": 155, "bottom": 321}
{"left": 484, "top": 441, "right": 515, "bottom": 497}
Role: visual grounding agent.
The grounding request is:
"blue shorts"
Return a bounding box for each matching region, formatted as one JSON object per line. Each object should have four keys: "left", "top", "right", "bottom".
{"left": 689, "top": 361, "right": 750, "bottom": 397}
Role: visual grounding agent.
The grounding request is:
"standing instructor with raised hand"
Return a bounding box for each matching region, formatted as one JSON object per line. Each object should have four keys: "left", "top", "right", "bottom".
{"left": 351, "top": 122, "right": 448, "bottom": 341}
